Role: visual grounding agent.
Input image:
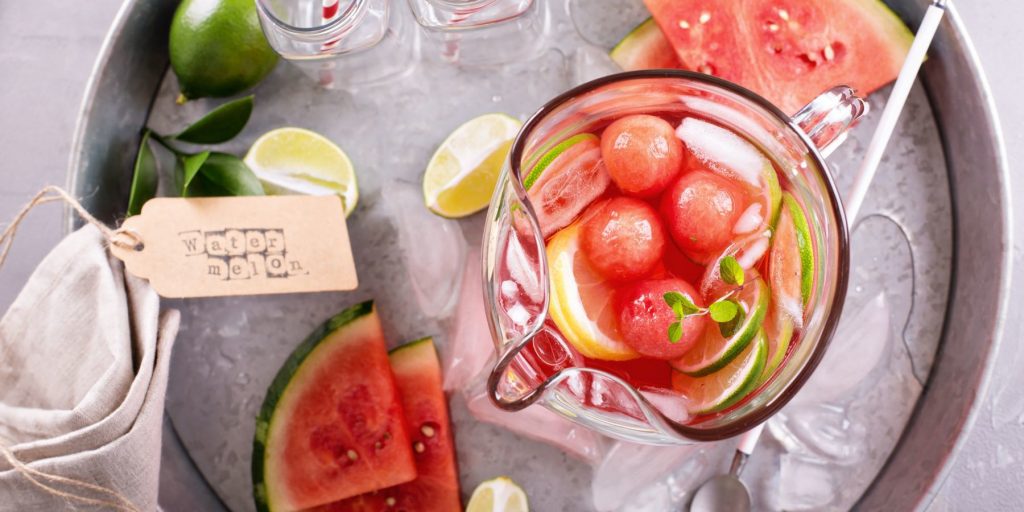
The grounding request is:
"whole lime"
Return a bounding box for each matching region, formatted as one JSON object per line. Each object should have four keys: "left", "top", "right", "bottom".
{"left": 169, "top": 0, "right": 279, "bottom": 101}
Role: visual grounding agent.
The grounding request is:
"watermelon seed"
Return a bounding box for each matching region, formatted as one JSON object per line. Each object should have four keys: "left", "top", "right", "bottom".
{"left": 679, "top": 20, "right": 691, "bottom": 30}
{"left": 421, "top": 424, "right": 436, "bottom": 438}
{"left": 386, "top": 497, "right": 397, "bottom": 507}
{"left": 699, "top": 12, "right": 711, "bottom": 24}
{"left": 767, "top": 22, "right": 779, "bottom": 32}
{"left": 346, "top": 449, "right": 358, "bottom": 461}
{"left": 778, "top": 9, "right": 790, "bottom": 21}
{"left": 824, "top": 45, "right": 836, "bottom": 61}
{"left": 414, "top": 441, "right": 426, "bottom": 453}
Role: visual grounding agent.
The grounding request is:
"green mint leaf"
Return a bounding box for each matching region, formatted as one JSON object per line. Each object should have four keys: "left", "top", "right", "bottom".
{"left": 720, "top": 255, "right": 745, "bottom": 286}
{"left": 718, "top": 306, "right": 746, "bottom": 338}
{"left": 174, "top": 95, "right": 254, "bottom": 144}
{"left": 668, "top": 322, "right": 683, "bottom": 343}
{"left": 127, "top": 131, "right": 158, "bottom": 217}
{"left": 678, "top": 295, "right": 700, "bottom": 315}
{"left": 185, "top": 152, "right": 265, "bottom": 197}
{"left": 665, "top": 292, "right": 700, "bottom": 319}
{"left": 672, "top": 301, "right": 686, "bottom": 318}
{"left": 179, "top": 151, "right": 211, "bottom": 195}
{"left": 663, "top": 291, "right": 685, "bottom": 308}
{"left": 709, "top": 300, "right": 739, "bottom": 323}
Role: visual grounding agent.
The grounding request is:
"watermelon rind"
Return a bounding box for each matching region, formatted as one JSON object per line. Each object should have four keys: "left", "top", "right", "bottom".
{"left": 610, "top": 17, "right": 680, "bottom": 71}
{"left": 253, "top": 300, "right": 384, "bottom": 512}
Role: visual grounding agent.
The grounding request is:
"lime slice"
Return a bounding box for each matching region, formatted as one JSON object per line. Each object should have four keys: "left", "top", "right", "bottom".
{"left": 673, "top": 329, "right": 768, "bottom": 415}
{"left": 523, "top": 133, "right": 598, "bottom": 190}
{"left": 671, "top": 277, "right": 769, "bottom": 376}
{"left": 243, "top": 127, "right": 358, "bottom": 216}
{"left": 762, "top": 161, "right": 783, "bottom": 229}
{"left": 770, "top": 192, "right": 815, "bottom": 321}
{"left": 758, "top": 302, "right": 795, "bottom": 385}
{"left": 423, "top": 113, "right": 521, "bottom": 218}
{"left": 547, "top": 224, "right": 639, "bottom": 361}
{"left": 466, "top": 477, "right": 529, "bottom": 512}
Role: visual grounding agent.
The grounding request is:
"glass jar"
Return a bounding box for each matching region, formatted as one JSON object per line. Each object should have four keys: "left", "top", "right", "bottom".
{"left": 482, "top": 70, "right": 864, "bottom": 444}
{"left": 255, "top": 0, "right": 419, "bottom": 89}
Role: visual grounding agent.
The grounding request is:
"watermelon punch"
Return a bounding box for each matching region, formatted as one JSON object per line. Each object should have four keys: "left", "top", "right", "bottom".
{"left": 482, "top": 71, "right": 862, "bottom": 444}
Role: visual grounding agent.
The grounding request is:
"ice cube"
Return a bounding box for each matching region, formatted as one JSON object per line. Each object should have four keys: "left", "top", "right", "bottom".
{"left": 778, "top": 455, "right": 836, "bottom": 510}
{"left": 381, "top": 180, "right": 468, "bottom": 319}
{"left": 733, "top": 203, "right": 764, "bottom": 234}
{"left": 790, "top": 293, "right": 890, "bottom": 406}
{"left": 675, "top": 118, "right": 766, "bottom": 186}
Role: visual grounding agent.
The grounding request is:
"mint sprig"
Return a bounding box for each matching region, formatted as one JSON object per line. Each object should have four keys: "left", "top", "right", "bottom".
{"left": 663, "top": 284, "right": 749, "bottom": 343}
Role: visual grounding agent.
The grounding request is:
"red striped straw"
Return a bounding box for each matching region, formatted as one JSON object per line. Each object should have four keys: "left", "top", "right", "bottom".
{"left": 319, "top": 0, "right": 341, "bottom": 86}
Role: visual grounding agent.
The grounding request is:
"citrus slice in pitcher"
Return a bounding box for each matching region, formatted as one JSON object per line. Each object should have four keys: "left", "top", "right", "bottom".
{"left": 770, "top": 192, "right": 815, "bottom": 324}
{"left": 671, "top": 276, "right": 769, "bottom": 376}
{"left": 547, "top": 223, "right": 640, "bottom": 361}
{"left": 673, "top": 329, "right": 768, "bottom": 415}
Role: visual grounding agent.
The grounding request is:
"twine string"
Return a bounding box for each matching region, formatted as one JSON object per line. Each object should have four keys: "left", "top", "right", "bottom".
{"left": 0, "top": 186, "right": 144, "bottom": 510}
{"left": 0, "top": 444, "right": 140, "bottom": 512}
{"left": 0, "top": 186, "right": 142, "bottom": 272}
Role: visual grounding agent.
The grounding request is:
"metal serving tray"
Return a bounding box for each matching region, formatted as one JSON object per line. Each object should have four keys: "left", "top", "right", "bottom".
{"left": 67, "top": 0, "right": 1008, "bottom": 510}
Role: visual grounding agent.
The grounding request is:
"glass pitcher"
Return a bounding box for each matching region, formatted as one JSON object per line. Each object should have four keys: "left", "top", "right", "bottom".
{"left": 482, "top": 70, "right": 863, "bottom": 444}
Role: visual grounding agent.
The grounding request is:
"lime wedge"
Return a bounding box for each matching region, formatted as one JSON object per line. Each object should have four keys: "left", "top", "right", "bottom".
{"left": 770, "top": 192, "right": 815, "bottom": 321}
{"left": 673, "top": 329, "right": 768, "bottom": 415}
{"left": 671, "top": 277, "right": 769, "bottom": 376}
{"left": 758, "top": 303, "right": 795, "bottom": 385}
{"left": 423, "top": 113, "right": 521, "bottom": 218}
{"left": 243, "top": 127, "right": 358, "bottom": 216}
{"left": 466, "top": 477, "right": 529, "bottom": 512}
{"left": 522, "top": 133, "right": 598, "bottom": 190}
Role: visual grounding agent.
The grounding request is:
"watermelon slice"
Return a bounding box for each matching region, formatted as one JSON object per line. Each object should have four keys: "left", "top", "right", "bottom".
{"left": 316, "top": 338, "right": 462, "bottom": 512}
{"left": 253, "top": 301, "right": 417, "bottom": 512}
{"left": 624, "top": 0, "right": 913, "bottom": 113}
{"left": 610, "top": 18, "right": 682, "bottom": 70}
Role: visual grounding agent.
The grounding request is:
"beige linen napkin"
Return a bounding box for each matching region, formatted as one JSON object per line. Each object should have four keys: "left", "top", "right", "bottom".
{"left": 0, "top": 224, "right": 178, "bottom": 510}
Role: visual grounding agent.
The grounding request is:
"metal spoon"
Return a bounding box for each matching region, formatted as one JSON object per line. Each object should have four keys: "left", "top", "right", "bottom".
{"left": 689, "top": 424, "right": 763, "bottom": 512}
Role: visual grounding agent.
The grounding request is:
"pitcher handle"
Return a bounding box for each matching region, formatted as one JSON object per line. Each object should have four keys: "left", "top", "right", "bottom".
{"left": 792, "top": 86, "right": 869, "bottom": 158}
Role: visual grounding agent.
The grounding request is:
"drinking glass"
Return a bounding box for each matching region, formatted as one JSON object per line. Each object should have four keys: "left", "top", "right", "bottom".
{"left": 482, "top": 70, "right": 864, "bottom": 444}
{"left": 255, "top": 0, "right": 419, "bottom": 88}
{"left": 406, "top": 0, "right": 534, "bottom": 29}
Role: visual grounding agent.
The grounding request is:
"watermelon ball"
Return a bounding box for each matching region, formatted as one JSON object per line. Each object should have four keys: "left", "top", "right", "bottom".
{"left": 661, "top": 170, "right": 747, "bottom": 261}
{"left": 601, "top": 115, "right": 684, "bottom": 197}
{"left": 581, "top": 197, "right": 666, "bottom": 282}
{"left": 615, "top": 278, "right": 707, "bottom": 360}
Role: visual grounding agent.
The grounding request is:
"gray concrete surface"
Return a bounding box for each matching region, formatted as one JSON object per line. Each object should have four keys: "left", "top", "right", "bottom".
{"left": 0, "top": 1, "right": 1021, "bottom": 510}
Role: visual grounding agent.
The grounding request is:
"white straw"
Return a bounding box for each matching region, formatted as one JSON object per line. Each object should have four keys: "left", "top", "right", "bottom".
{"left": 844, "top": 0, "right": 948, "bottom": 221}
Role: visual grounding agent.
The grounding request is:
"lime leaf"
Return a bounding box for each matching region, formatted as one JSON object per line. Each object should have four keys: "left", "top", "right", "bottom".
{"left": 720, "top": 255, "right": 745, "bottom": 286}
{"left": 174, "top": 96, "right": 254, "bottom": 144}
{"left": 179, "top": 151, "right": 211, "bottom": 195}
{"left": 709, "top": 300, "right": 739, "bottom": 323}
{"left": 668, "top": 322, "right": 683, "bottom": 343}
{"left": 127, "top": 132, "right": 158, "bottom": 217}
{"left": 186, "top": 152, "right": 264, "bottom": 197}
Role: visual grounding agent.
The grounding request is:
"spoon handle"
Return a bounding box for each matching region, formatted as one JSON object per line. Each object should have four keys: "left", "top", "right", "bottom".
{"left": 728, "top": 424, "right": 765, "bottom": 477}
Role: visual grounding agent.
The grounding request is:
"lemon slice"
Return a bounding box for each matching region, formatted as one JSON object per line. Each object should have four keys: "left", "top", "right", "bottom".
{"left": 423, "top": 113, "right": 521, "bottom": 218}
{"left": 243, "top": 127, "right": 358, "bottom": 216}
{"left": 547, "top": 224, "right": 639, "bottom": 361}
{"left": 466, "top": 477, "right": 529, "bottom": 512}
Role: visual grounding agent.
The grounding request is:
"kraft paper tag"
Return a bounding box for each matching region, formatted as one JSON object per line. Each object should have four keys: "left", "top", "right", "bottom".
{"left": 110, "top": 196, "right": 358, "bottom": 298}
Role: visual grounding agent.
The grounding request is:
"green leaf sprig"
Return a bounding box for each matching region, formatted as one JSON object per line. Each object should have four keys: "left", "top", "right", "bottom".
{"left": 127, "top": 95, "right": 261, "bottom": 216}
{"left": 662, "top": 255, "right": 748, "bottom": 343}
